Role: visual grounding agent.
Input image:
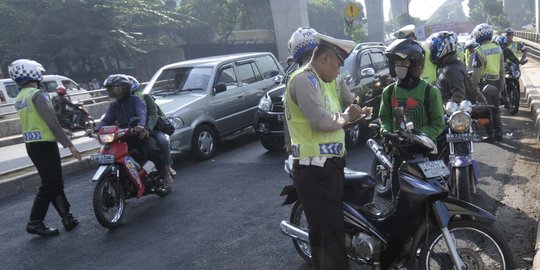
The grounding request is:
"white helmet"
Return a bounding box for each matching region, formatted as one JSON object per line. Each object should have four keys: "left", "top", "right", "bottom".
{"left": 471, "top": 23, "right": 493, "bottom": 44}
{"left": 8, "top": 59, "right": 45, "bottom": 86}
{"left": 288, "top": 27, "right": 318, "bottom": 64}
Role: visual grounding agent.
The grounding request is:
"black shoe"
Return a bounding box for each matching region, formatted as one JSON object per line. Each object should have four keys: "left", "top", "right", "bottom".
{"left": 61, "top": 214, "right": 79, "bottom": 231}
{"left": 27, "top": 221, "right": 59, "bottom": 237}
{"left": 481, "top": 136, "right": 495, "bottom": 143}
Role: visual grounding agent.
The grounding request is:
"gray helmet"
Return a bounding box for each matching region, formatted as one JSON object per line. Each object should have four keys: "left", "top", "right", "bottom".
{"left": 103, "top": 74, "right": 131, "bottom": 100}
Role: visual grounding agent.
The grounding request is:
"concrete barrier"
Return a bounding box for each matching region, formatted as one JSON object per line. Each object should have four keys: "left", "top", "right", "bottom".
{"left": 0, "top": 101, "right": 111, "bottom": 138}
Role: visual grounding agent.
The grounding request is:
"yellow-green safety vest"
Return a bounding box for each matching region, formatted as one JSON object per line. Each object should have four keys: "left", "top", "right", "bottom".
{"left": 476, "top": 43, "right": 502, "bottom": 80}
{"left": 285, "top": 66, "right": 345, "bottom": 159}
{"left": 508, "top": 42, "right": 520, "bottom": 60}
{"left": 421, "top": 44, "right": 437, "bottom": 84}
{"left": 15, "top": 87, "right": 56, "bottom": 142}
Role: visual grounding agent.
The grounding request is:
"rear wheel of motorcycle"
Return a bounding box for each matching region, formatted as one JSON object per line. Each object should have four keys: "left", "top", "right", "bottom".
{"left": 290, "top": 201, "right": 312, "bottom": 264}
{"left": 371, "top": 156, "right": 392, "bottom": 197}
{"left": 93, "top": 176, "right": 125, "bottom": 228}
{"left": 506, "top": 82, "right": 520, "bottom": 115}
{"left": 191, "top": 125, "right": 216, "bottom": 160}
{"left": 419, "top": 220, "right": 514, "bottom": 270}
{"left": 455, "top": 166, "right": 472, "bottom": 202}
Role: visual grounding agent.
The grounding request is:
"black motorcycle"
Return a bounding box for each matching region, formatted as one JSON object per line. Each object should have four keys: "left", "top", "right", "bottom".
{"left": 56, "top": 104, "right": 95, "bottom": 137}
{"left": 502, "top": 61, "right": 524, "bottom": 115}
{"left": 280, "top": 108, "right": 513, "bottom": 269}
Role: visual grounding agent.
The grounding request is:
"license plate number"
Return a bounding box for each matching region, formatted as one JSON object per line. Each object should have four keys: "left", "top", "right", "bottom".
{"left": 446, "top": 133, "right": 474, "bottom": 142}
{"left": 418, "top": 160, "right": 448, "bottom": 178}
{"left": 90, "top": 154, "right": 115, "bottom": 164}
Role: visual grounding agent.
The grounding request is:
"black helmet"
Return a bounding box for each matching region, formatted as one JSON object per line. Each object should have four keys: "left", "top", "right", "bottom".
{"left": 103, "top": 74, "right": 131, "bottom": 100}
{"left": 384, "top": 38, "right": 425, "bottom": 78}
{"left": 503, "top": 28, "right": 514, "bottom": 36}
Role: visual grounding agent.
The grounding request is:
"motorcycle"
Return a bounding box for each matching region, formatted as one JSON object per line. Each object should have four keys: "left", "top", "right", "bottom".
{"left": 501, "top": 61, "right": 525, "bottom": 115}
{"left": 56, "top": 103, "right": 95, "bottom": 136}
{"left": 280, "top": 108, "right": 514, "bottom": 269}
{"left": 89, "top": 118, "right": 169, "bottom": 228}
{"left": 438, "top": 100, "right": 492, "bottom": 202}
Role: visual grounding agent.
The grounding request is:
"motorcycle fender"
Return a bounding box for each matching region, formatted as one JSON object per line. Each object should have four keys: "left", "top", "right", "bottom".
{"left": 450, "top": 156, "right": 472, "bottom": 168}
{"left": 92, "top": 165, "right": 114, "bottom": 182}
{"left": 280, "top": 185, "right": 298, "bottom": 205}
{"left": 436, "top": 198, "right": 496, "bottom": 227}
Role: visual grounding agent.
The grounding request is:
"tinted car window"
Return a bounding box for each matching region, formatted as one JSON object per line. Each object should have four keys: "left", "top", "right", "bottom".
{"left": 5, "top": 83, "right": 19, "bottom": 98}
{"left": 237, "top": 62, "right": 262, "bottom": 85}
{"left": 343, "top": 51, "right": 357, "bottom": 77}
{"left": 216, "top": 66, "right": 239, "bottom": 90}
{"left": 256, "top": 55, "right": 281, "bottom": 79}
{"left": 371, "top": 51, "right": 387, "bottom": 71}
{"left": 42, "top": 81, "right": 58, "bottom": 93}
{"left": 149, "top": 66, "right": 212, "bottom": 96}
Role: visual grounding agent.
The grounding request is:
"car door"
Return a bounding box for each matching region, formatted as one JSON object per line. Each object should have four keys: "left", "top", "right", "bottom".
{"left": 211, "top": 63, "right": 247, "bottom": 134}
{"left": 353, "top": 50, "right": 375, "bottom": 98}
{"left": 235, "top": 59, "right": 266, "bottom": 125}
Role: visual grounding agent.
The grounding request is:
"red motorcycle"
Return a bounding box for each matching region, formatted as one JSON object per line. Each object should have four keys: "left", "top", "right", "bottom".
{"left": 90, "top": 120, "right": 169, "bottom": 228}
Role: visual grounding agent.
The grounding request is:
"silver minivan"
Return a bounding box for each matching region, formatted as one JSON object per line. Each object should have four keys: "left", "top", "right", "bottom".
{"left": 143, "top": 52, "right": 283, "bottom": 160}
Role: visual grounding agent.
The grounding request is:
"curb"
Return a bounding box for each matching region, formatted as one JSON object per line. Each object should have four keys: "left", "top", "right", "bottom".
{"left": 0, "top": 157, "right": 94, "bottom": 200}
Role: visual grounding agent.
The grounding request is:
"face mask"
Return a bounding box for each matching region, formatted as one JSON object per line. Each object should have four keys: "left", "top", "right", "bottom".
{"left": 395, "top": 66, "right": 409, "bottom": 79}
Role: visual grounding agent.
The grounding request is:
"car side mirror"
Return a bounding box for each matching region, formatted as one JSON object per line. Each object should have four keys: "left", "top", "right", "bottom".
{"left": 274, "top": 75, "right": 283, "bottom": 84}
{"left": 214, "top": 83, "right": 227, "bottom": 94}
{"left": 360, "top": 67, "right": 375, "bottom": 78}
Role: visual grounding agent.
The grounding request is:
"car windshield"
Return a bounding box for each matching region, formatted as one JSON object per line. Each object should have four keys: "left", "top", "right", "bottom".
{"left": 149, "top": 66, "right": 212, "bottom": 96}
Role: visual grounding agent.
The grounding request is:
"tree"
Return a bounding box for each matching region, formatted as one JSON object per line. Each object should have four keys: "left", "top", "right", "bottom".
{"left": 468, "top": 0, "right": 511, "bottom": 29}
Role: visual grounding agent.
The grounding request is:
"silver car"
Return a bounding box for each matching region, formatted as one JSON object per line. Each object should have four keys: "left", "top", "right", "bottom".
{"left": 143, "top": 52, "right": 283, "bottom": 160}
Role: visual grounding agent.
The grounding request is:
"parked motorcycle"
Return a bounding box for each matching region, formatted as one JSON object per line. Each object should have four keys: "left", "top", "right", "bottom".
{"left": 57, "top": 103, "right": 95, "bottom": 136}
{"left": 89, "top": 118, "right": 169, "bottom": 228}
{"left": 502, "top": 61, "right": 525, "bottom": 115}
{"left": 280, "top": 108, "right": 514, "bottom": 269}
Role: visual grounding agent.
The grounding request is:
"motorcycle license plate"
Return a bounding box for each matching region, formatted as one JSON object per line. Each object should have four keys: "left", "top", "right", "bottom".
{"left": 446, "top": 133, "right": 474, "bottom": 143}
{"left": 90, "top": 154, "right": 114, "bottom": 164}
{"left": 418, "top": 160, "right": 448, "bottom": 178}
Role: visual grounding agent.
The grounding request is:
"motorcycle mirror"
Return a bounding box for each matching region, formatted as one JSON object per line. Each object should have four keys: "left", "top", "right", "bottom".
{"left": 406, "top": 122, "right": 414, "bottom": 130}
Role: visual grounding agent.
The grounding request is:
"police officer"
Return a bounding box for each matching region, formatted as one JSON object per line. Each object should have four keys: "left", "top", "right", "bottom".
{"left": 503, "top": 28, "right": 528, "bottom": 64}
{"left": 471, "top": 23, "right": 505, "bottom": 142}
{"left": 10, "top": 59, "right": 82, "bottom": 237}
{"left": 284, "top": 33, "right": 363, "bottom": 270}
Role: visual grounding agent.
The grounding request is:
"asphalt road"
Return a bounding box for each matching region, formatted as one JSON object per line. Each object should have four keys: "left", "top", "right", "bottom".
{"left": 0, "top": 112, "right": 536, "bottom": 269}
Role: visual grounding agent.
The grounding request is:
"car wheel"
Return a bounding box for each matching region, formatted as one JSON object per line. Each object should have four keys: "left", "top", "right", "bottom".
{"left": 260, "top": 136, "right": 284, "bottom": 151}
{"left": 191, "top": 125, "right": 216, "bottom": 160}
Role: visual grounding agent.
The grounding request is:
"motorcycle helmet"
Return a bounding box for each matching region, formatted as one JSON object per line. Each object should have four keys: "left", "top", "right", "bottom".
{"left": 503, "top": 28, "right": 514, "bottom": 36}
{"left": 472, "top": 23, "right": 493, "bottom": 44}
{"left": 288, "top": 27, "right": 318, "bottom": 64}
{"left": 103, "top": 74, "right": 131, "bottom": 100}
{"left": 8, "top": 59, "right": 45, "bottom": 86}
{"left": 428, "top": 31, "right": 458, "bottom": 65}
{"left": 464, "top": 39, "right": 479, "bottom": 50}
{"left": 495, "top": 35, "right": 509, "bottom": 49}
{"left": 384, "top": 38, "right": 425, "bottom": 79}
{"left": 56, "top": 86, "right": 67, "bottom": 96}
{"left": 124, "top": 75, "right": 141, "bottom": 93}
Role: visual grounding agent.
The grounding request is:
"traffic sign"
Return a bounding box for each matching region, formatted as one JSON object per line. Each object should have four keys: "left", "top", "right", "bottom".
{"left": 344, "top": 2, "right": 360, "bottom": 22}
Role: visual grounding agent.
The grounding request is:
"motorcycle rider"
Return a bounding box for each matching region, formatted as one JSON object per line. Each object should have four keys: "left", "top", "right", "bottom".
{"left": 471, "top": 23, "right": 505, "bottom": 142}
{"left": 10, "top": 59, "right": 82, "bottom": 237}
{"left": 127, "top": 75, "right": 176, "bottom": 180}
{"left": 495, "top": 35, "right": 521, "bottom": 65}
{"left": 502, "top": 28, "right": 528, "bottom": 64}
{"left": 96, "top": 74, "right": 173, "bottom": 189}
{"left": 284, "top": 32, "right": 362, "bottom": 270}
{"left": 53, "top": 86, "right": 82, "bottom": 128}
{"left": 395, "top": 24, "right": 438, "bottom": 85}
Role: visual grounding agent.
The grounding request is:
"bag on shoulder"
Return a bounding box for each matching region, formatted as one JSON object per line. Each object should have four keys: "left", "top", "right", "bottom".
{"left": 155, "top": 115, "right": 174, "bottom": 135}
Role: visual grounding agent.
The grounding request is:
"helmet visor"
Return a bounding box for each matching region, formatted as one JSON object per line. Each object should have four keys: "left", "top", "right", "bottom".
{"left": 106, "top": 85, "right": 129, "bottom": 99}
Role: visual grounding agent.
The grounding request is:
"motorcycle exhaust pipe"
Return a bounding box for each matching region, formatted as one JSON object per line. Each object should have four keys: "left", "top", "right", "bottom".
{"left": 280, "top": 220, "right": 310, "bottom": 243}
{"left": 366, "top": 139, "right": 393, "bottom": 170}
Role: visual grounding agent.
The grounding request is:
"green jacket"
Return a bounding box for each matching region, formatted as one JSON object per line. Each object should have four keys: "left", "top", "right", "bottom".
{"left": 134, "top": 90, "right": 158, "bottom": 130}
{"left": 379, "top": 80, "right": 445, "bottom": 141}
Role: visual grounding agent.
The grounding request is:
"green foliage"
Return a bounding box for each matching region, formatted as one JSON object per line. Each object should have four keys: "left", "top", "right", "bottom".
{"left": 308, "top": 0, "right": 348, "bottom": 38}
{"left": 425, "top": 0, "right": 468, "bottom": 25}
{"left": 468, "top": 0, "right": 510, "bottom": 29}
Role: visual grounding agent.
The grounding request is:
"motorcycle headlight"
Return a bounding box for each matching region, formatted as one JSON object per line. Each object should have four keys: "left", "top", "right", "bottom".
{"left": 171, "top": 117, "right": 184, "bottom": 129}
{"left": 258, "top": 95, "right": 271, "bottom": 112}
{"left": 99, "top": 133, "right": 115, "bottom": 143}
{"left": 448, "top": 111, "right": 471, "bottom": 132}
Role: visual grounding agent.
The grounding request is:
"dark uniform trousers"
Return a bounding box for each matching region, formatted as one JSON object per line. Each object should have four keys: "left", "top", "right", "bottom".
{"left": 292, "top": 157, "right": 350, "bottom": 270}
{"left": 26, "top": 141, "right": 64, "bottom": 199}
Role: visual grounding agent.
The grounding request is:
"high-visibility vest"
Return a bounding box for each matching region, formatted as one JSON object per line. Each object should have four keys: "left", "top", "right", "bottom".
{"left": 477, "top": 43, "right": 502, "bottom": 80}
{"left": 15, "top": 87, "right": 56, "bottom": 142}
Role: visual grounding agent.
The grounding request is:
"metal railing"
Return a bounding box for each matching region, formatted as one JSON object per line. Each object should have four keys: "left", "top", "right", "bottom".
{"left": 515, "top": 31, "right": 540, "bottom": 60}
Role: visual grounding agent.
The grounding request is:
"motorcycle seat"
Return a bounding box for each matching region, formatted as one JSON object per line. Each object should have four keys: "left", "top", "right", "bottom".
{"left": 343, "top": 167, "right": 377, "bottom": 189}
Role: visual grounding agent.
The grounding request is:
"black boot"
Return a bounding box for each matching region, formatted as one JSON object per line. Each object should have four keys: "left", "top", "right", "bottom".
{"left": 51, "top": 193, "right": 78, "bottom": 231}
{"left": 27, "top": 196, "right": 59, "bottom": 237}
{"left": 492, "top": 107, "right": 503, "bottom": 141}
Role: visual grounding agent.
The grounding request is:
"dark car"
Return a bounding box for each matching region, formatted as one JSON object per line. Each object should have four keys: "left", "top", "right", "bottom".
{"left": 254, "top": 42, "right": 394, "bottom": 151}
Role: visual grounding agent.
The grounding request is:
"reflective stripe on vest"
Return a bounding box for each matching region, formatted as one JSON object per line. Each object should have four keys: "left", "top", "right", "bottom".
{"left": 15, "top": 87, "right": 56, "bottom": 142}
{"left": 285, "top": 66, "right": 345, "bottom": 159}
{"left": 477, "top": 43, "right": 502, "bottom": 80}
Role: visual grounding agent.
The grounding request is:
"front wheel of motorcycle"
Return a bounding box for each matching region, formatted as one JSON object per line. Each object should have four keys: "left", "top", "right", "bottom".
{"left": 290, "top": 201, "right": 312, "bottom": 264}
{"left": 93, "top": 176, "right": 126, "bottom": 228}
{"left": 370, "top": 156, "right": 392, "bottom": 197}
{"left": 419, "top": 220, "right": 514, "bottom": 270}
{"left": 506, "top": 81, "right": 520, "bottom": 115}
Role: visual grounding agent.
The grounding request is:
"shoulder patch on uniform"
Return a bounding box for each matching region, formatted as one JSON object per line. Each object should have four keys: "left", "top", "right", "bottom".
{"left": 307, "top": 75, "right": 319, "bottom": 89}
